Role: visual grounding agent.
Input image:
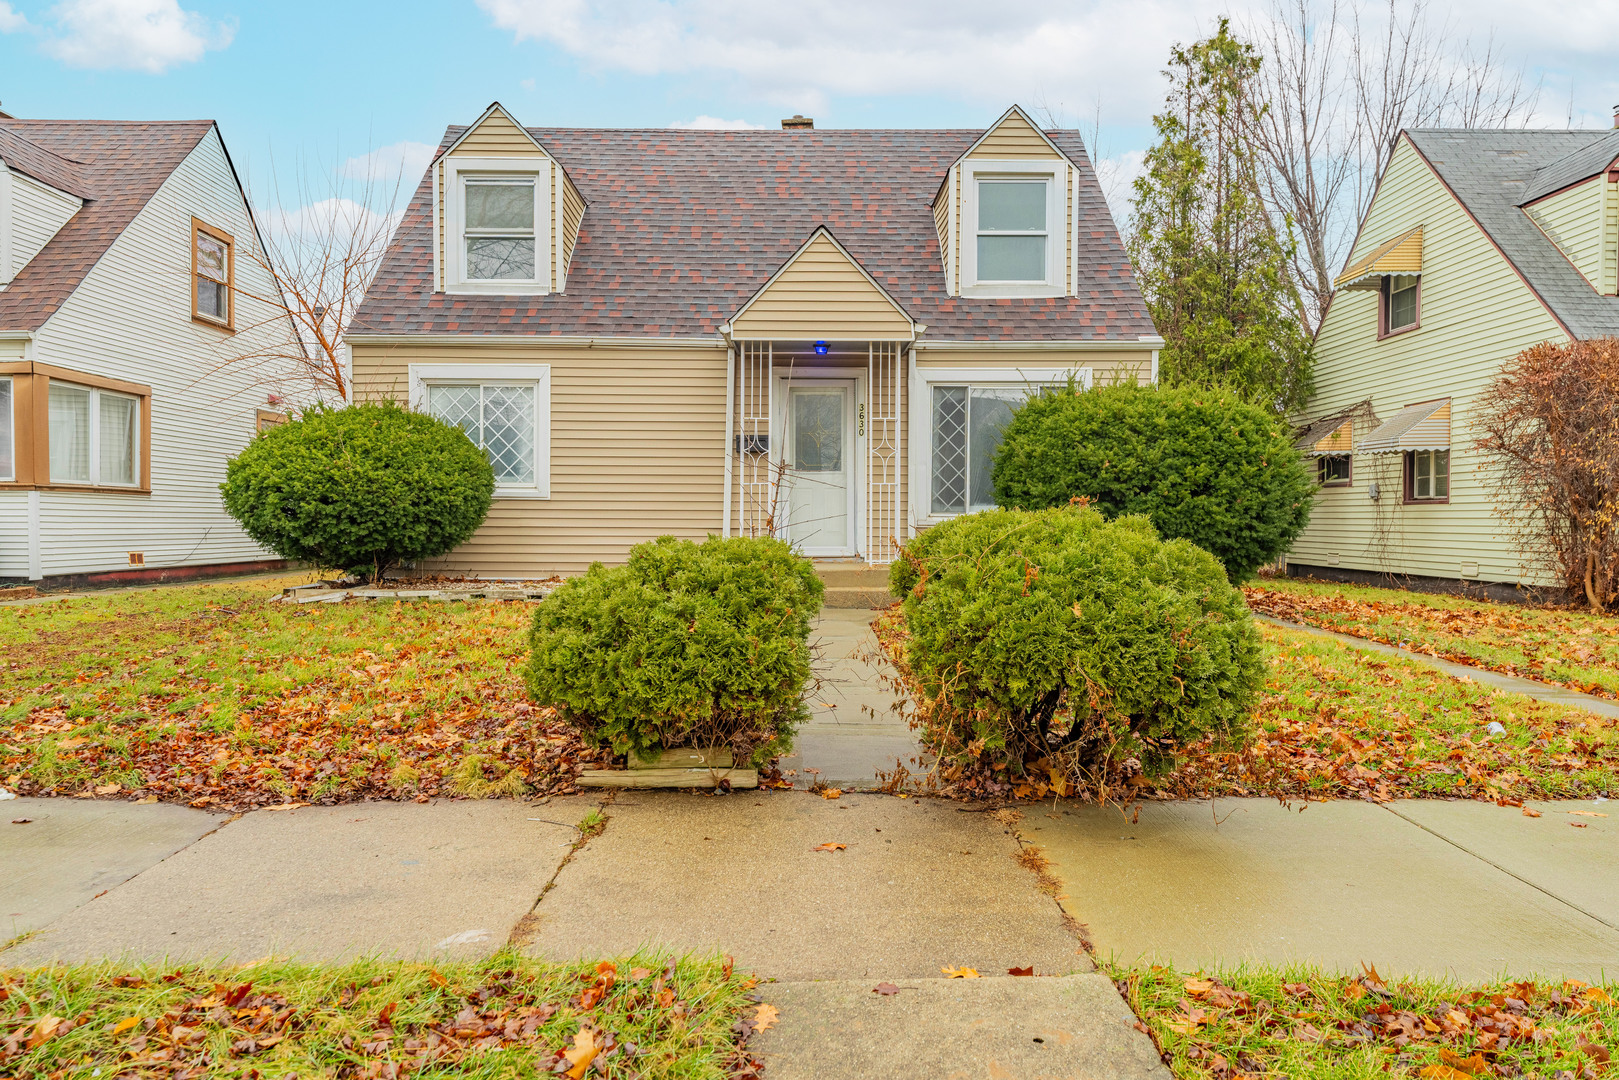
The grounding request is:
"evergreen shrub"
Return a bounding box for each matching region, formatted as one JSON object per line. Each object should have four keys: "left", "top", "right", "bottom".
{"left": 220, "top": 402, "right": 494, "bottom": 580}
{"left": 526, "top": 535, "right": 824, "bottom": 764}
{"left": 889, "top": 504, "right": 1262, "bottom": 787}
{"left": 990, "top": 382, "right": 1312, "bottom": 582}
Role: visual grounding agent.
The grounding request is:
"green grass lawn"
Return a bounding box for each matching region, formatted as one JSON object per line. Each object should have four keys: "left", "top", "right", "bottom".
{"left": 1245, "top": 576, "right": 1619, "bottom": 699}
{"left": 1148, "top": 623, "right": 1619, "bottom": 802}
{"left": 1112, "top": 961, "right": 1617, "bottom": 1080}
{"left": 0, "top": 577, "right": 602, "bottom": 809}
{"left": 0, "top": 952, "right": 765, "bottom": 1079}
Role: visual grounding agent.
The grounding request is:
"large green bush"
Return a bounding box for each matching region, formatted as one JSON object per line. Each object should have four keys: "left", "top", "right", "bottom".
{"left": 889, "top": 505, "right": 1262, "bottom": 787}
{"left": 991, "top": 382, "right": 1312, "bottom": 581}
{"left": 220, "top": 402, "right": 494, "bottom": 579}
{"left": 526, "top": 536, "right": 824, "bottom": 765}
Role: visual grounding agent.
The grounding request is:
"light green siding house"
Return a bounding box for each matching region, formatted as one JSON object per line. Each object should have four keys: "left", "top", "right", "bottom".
{"left": 1287, "top": 125, "right": 1619, "bottom": 595}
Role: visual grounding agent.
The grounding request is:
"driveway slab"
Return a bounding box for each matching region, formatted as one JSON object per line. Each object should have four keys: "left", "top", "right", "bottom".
{"left": 5, "top": 798, "right": 589, "bottom": 965}
{"left": 523, "top": 791, "right": 1086, "bottom": 981}
{"left": 1021, "top": 798, "right": 1619, "bottom": 982}
{"left": 781, "top": 610, "right": 919, "bottom": 791}
{"left": 752, "top": 974, "right": 1170, "bottom": 1080}
{"left": 1, "top": 797, "right": 223, "bottom": 939}
{"left": 1388, "top": 799, "right": 1619, "bottom": 930}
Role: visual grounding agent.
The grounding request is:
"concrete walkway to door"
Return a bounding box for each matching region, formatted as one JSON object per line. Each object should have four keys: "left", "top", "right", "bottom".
{"left": 778, "top": 605, "right": 922, "bottom": 791}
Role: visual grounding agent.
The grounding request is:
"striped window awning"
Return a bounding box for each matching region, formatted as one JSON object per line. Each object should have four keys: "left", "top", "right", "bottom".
{"left": 1293, "top": 416, "right": 1354, "bottom": 457}
{"left": 1360, "top": 398, "right": 1450, "bottom": 454}
{"left": 1334, "top": 227, "right": 1423, "bottom": 290}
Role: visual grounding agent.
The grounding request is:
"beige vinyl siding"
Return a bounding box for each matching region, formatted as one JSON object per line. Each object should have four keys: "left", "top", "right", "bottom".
{"left": 952, "top": 165, "right": 961, "bottom": 295}
{"left": 352, "top": 341, "right": 728, "bottom": 577}
{"left": 731, "top": 233, "right": 912, "bottom": 340}
{"left": 451, "top": 109, "right": 544, "bottom": 157}
{"left": 1293, "top": 136, "right": 1569, "bottom": 586}
{"left": 1526, "top": 176, "right": 1611, "bottom": 293}
{"left": 967, "top": 111, "right": 1062, "bottom": 159}
{"left": 914, "top": 347, "right": 1153, "bottom": 386}
{"left": 932, "top": 187, "right": 949, "bottom": 278}
{"left": 561, "top": 174, "right": 585, "bottom": 277}
{"left": 6, "top": 170, "right": 81, "bottom": 281}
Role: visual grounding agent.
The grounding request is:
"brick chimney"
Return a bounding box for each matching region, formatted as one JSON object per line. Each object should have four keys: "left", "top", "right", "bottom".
{"left": 781, "top": 114, "right": 813, "bottom": 130}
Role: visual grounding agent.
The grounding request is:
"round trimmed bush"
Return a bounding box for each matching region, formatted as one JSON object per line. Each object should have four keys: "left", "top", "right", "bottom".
{"left": 526, "top": 535, "right": 824, "bottom": 765}
{"left": 991, "top": 382, "right": 1313, "bottom": 582}
{"left": 220, "top": 402, "right": 494, "bottom": 579}
{"left": 890, "top": 504, "right": 1262, "bottom": 785}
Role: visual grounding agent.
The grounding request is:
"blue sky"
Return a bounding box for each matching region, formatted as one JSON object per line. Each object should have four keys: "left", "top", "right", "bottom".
{"left": 3, "top": 0, "right": 1617, "bottom": 223}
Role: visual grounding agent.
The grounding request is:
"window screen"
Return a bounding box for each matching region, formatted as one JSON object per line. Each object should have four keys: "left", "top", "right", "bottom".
{"left": 464, "top": 179, "right": 536, "bottom": 281}
{"left": 976, "top": 179, "right": 1048, "bottom": 282}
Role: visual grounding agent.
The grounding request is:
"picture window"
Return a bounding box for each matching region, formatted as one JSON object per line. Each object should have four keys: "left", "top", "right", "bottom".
{"left": 47, "top": 380, "right": 139, "bottom": 487}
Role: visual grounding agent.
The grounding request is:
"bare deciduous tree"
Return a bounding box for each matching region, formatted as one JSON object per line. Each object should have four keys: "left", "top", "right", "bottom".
{"left": 1475, "top": 339, "right": 1619, "bottom": 613}
{"left": 1244, "top": 0, "right": 1540, "bottom": 334}
{"left": 219, "top": 161, "right": 407, "bottom": 403}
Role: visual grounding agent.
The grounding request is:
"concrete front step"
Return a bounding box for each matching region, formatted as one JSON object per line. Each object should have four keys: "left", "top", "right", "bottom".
{"left": 822, "top": 586, "right": 894, "bottom": 609}
{"left": 815, "top": 562, "right": 896, "bottom": 608}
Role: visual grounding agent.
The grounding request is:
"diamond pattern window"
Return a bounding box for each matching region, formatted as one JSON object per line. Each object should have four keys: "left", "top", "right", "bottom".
{"left": 930, "top": 385, "right": 1026, "bottom": 515}
{"left": 464, "top": 178, "right": 536, "bottom": 281}
{"left": 428, "top": 382, "right": 537, "bottom": 486}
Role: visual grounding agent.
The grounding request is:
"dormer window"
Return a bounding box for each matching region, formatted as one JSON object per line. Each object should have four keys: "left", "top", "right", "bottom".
{"left": 959, "top": 160, "right": 1065, "bottom": 296}
{"left": 464, "top": 177, "right": 536, "bottom": 281}
{"left": 442, "top": 157, "right": 550, "bottom": 295}
{"left": 976, "top": 179, "right": 1048, "bottom": 282}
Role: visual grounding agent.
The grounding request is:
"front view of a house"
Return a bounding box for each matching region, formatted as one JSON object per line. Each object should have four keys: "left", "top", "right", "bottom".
{"left": 349, "top": 103, "right": 1160, "bottom": 575}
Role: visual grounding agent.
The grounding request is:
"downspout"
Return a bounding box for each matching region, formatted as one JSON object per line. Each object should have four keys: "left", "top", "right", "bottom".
{"left": 720, "top": 324, "right": 735, "bottom": 538}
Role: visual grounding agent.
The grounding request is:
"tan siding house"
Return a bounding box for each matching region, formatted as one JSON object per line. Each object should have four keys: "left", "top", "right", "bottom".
{"left": 350, "top": 103, "right": 1160, "bottom": 577}
{"left": 1290, "top": 125, "right": 1619, "bottom": 592}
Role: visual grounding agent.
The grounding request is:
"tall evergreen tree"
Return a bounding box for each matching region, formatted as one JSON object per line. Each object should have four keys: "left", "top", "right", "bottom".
{"left": 1128, "top": 20, "right": 1314, "bottom": 415}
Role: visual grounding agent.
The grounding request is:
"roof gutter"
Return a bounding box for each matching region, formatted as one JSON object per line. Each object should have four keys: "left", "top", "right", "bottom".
{"left": 344, "top": 333, "right": 725, "bottom": 349}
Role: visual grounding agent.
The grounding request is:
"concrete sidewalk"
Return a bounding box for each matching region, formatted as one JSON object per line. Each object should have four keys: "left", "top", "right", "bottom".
{"left": 1022, "top": 796, "right": 1619, "bottom": 982}
{"left": 779, "top": 608, "right": 921, "bottom": 791}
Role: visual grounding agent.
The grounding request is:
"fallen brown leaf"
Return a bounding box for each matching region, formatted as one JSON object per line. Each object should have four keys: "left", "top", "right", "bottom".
{"left": 1008, "top": 966, "right": 1034, "bottom": 977}
{"left": 812, "top": 842, "right": 846, "bottom": 852}
{"left": 1523, "top": 807, "right": 1542, "bottom": 817}
{"left": 873, "top": 983, "right": 900, "bottom": 996}
{"left": 941, "top": 966, "right": 981, "bottom": 979}
{"left": 752, "top": 1003, "right": 781, "bottom": 1032}
{"left": 563, "top": 1027, "right": 599, "bottom": 1079}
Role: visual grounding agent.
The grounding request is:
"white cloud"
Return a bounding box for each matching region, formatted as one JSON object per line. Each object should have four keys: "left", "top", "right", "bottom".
{"left": 669, "top": 115, "right": 768, "bottom": 130}
{"left": 340, "top": 141, "right": 437, "bottom": 185}
{"left": 476, "top": 0, "right": 1224, "bottom": 119}
{"left": 0, "top": 2, "right": 29, "bottom": 32}
{"left": 1094, "top": 149, "right": 1146, "bottom": 223}
{"left": 42, "top": 0, "right": 233, "bottom": 73}
{"left": 265, "top": 197, "right": 400, "bottom": 248}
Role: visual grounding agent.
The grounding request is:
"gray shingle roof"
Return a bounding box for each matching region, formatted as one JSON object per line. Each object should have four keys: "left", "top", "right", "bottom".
{"left": 1404, "top": 128, "right": 1619, "bottom": 339}
{"left": 1520, "top": 129, "right": 1619, "bottom": 204}
{"left": 351, "top": 126, "right": 1156, "bottom": 341}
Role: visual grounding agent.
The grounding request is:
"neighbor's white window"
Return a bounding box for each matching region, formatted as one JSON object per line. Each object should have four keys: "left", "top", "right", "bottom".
{"left": 976, "top": 179, "right": 1049, "bottom": 283}
{"left": 48, "top": 380, "right": 139, "bottom": 487}
{"left": 463, "top": 177, "right": 536, "bottom": 281}
{"left": 1409, "top": 449, "right": 1449, "bottom": 500}
{"left": 413, "top": 364, "right": 551, "bottom": 497}
{"left": 0, "top": 377, "right": 13, "bottom": 482}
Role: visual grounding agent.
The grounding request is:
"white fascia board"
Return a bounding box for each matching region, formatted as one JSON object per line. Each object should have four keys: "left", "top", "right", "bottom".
{"left": 348, "top": 333, "right": 724, "bottom": 349}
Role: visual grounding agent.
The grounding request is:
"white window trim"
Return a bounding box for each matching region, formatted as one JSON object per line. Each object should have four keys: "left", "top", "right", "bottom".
{"left": 0, "top": 374, "right": 13, "bottom": 482}
{"left": 961, "top": 160, "right": 1067, "bottom": 298}
{"left": 409, "top": 363, "right": 552, "bottom": 499}
{"left": 907, "top": 365, "right": 1091, "bottom": 529}
{"left": 441, "top": 157, "right": 551, "bottom": 296}
{"left": 49, "top": 380, "right": 141, "bottom": 488}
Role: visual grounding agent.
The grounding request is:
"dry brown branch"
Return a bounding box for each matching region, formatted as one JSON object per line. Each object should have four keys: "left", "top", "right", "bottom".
{"left": 1474, "top": 338, "right": 1619, "bottom": 612}
{"left": 215, "top": 155, "right": 407, "bottom": 402}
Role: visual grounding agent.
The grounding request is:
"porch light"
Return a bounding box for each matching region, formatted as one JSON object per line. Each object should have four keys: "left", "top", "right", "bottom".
{"left": 813, "top": 340, "right": 830, "bottom": 356}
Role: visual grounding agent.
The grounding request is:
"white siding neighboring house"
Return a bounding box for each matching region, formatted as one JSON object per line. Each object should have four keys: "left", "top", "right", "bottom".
{"left": 1290, "top": 124, "right": 1619, "bottom": 596}
{"left": 0, "top": 118, "right": 298, "bottom": 586}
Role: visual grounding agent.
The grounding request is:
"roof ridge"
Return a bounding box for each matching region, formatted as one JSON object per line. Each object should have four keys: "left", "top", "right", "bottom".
{"left": 0, "top": 123, "right": 89, "bottom": 166}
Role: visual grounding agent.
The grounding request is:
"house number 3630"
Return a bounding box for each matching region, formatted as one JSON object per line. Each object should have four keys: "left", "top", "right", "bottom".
{"left": 858, "top": 403, "right": 865, "bottom": 437}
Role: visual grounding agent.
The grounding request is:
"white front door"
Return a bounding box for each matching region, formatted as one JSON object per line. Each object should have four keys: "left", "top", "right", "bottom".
{"left": 783, "top": 382, "right": 856, "bottom": 556}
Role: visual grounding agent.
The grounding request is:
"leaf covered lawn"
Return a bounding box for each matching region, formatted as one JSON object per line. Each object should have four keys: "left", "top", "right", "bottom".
{"left": 1, "top": 952, "right": 767, "bottom": 1079}
{"left": 875, "top": 612, "right": 1619, "bottom": 802}
{"left": 0, "top": 578, "right": 606, "bottom": 811}
{"left": 1244, "top": 578, "right": 1619, "bottom": 700}
{"left": 1114, "top": 961, "right": 1617, "bottom": 1080}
